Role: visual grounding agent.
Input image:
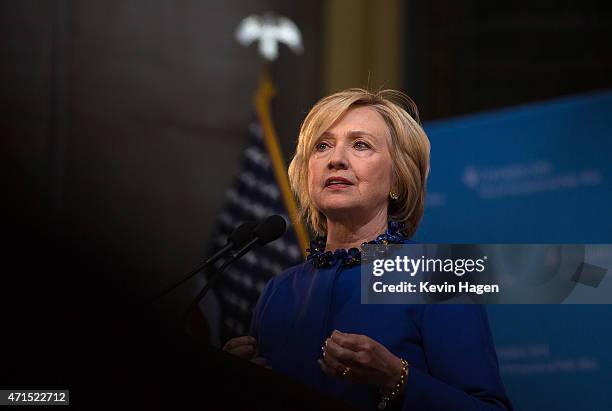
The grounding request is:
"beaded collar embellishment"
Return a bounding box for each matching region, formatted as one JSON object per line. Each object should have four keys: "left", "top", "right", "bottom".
{"left": 306, "top": 221, "right": 409, "bottom": 268}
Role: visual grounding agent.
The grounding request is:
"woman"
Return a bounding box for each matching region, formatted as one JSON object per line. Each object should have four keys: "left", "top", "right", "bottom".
{"left": 223, "top": 89, "right": 513, "bottom": 411}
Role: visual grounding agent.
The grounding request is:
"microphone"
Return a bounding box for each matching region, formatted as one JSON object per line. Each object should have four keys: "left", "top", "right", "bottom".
{"left": 203, "top": 221, "right": 258, "bottom": 266}
{"left": 183, "top": 215, "right": 287, "bottom": 333}
{"left": 223, "top": 214, "right": 287, "bottom": 266}
{"left": 150, "top": 221, "right": 257, "bottom": 303}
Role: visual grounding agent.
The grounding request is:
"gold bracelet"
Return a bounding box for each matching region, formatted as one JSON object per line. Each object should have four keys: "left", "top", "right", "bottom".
{"left": 377, "top": 358, "right": 409, "bottom": 410}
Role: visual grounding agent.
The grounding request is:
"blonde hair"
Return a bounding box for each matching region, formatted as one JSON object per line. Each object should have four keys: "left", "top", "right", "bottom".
{"left": 288, "top": 88, "right": 430, "bottom": 238}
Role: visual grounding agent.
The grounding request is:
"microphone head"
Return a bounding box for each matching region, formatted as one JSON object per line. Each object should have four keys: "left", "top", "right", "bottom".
{"left": 254, "top": 215, "right": 287, "bottom": 245}
{"left": 228, "top": 221, "right": 257, "bottom": 247}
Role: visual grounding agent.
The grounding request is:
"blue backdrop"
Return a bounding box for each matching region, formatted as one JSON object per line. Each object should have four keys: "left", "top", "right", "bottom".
{"left": 415, "top": 90, "right": 612, "bottom": 411}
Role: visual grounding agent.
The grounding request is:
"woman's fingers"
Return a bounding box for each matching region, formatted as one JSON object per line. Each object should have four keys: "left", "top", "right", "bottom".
{"left": 324, "top": 338, "right": 369, "bottom": 375}
{"left": 325, "top": 338, "right": 363, "bottom": 367}
{"left": 228, "top": 344, "right": 256, "bottom": 358}
{"left": 321, "top": 331, "right": 398, "bottom": 385}
{"left": 322, "top": 339, "right": 354, "bottom": 376}
{"left": 319, "top": 350, "right": 364, "bottom": 383}
{"left": 222, "top": 336, "right": 257, "bottom": 359}
{"left": 330, "top": 329, "right": 368, "bottom": 352}
{"left": 222, "top": 335, "right": 256, "bottom": 351}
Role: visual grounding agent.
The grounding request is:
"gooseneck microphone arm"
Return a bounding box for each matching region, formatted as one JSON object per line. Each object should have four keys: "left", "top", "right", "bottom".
{"left": 149, "top": 221, "right": 257, "bottom": 304}
{"left": 181, "top": 237, "right": 258, "bottom": 330}
{"left": 183, "top": 215, "right": 287, "bottom": 335}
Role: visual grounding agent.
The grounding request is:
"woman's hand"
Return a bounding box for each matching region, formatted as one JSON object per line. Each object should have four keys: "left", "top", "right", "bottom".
{"left": 319, "top": 330, "right": 404, "bottom": 392}
{"left": 222, "top": 336, "right": 269, "bottom": 368}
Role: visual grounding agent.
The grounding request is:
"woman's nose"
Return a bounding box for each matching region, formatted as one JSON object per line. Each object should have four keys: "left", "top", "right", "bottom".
{"left": 327, "top": 146, "right": 348, "bottom": 170}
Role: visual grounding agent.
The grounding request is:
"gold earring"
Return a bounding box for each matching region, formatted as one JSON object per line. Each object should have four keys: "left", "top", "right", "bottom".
{"left": 389, "top": 191, "right": 399, "bottom": 200}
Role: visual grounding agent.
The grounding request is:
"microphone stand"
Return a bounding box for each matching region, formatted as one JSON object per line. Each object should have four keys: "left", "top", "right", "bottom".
{"left": 150, "top": 221, "right": 257, "bottom": 305}
{"left": 182, "top": 236, "right": 260, "bottom": 336}
{"left": 151, "top": 261, "right": 210, "bottom": 303}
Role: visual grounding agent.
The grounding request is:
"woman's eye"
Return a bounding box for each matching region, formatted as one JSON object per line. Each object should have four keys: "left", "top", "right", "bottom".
{"left": 354, "top": 141, "right": 370, "bottom": 150}
{"left": 315, "top": 142, "right": 329, "bottom": 151}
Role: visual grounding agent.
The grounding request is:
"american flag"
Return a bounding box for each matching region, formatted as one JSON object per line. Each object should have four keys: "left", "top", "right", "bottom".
{"left": 201, "top": 116, "right": 306, "bottom": 343}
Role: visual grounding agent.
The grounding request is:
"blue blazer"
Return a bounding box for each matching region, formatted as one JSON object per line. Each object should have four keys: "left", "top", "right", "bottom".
{"left": 250, "top": 257, "right": 513, "bottom": 411}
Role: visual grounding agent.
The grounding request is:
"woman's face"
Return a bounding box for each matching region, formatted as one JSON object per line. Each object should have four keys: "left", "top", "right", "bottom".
{"left": 308, "top": 106, "right": 394, "bottom": 223}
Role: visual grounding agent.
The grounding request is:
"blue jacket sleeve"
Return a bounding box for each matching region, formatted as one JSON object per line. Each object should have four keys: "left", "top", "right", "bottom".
{"left": 402, "top": 305, "right": 513, "bottom": 411}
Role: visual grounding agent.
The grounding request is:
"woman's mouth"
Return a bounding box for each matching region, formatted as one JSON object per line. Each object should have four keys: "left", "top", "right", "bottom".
{"left": 324, "top": 177, "right": 353, "bottom": 189}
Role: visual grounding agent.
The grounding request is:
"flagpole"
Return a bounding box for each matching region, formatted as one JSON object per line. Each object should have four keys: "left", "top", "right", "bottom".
{"left": 253, "top": 67, "right": 309, "bottom": 257}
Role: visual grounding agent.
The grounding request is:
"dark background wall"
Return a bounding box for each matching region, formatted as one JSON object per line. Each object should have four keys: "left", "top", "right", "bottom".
{"left": 63, "top": 0, "right": 323, "bottom": 301}
{"left": 2, "top": 0, "right": 323, "bottom": 315}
